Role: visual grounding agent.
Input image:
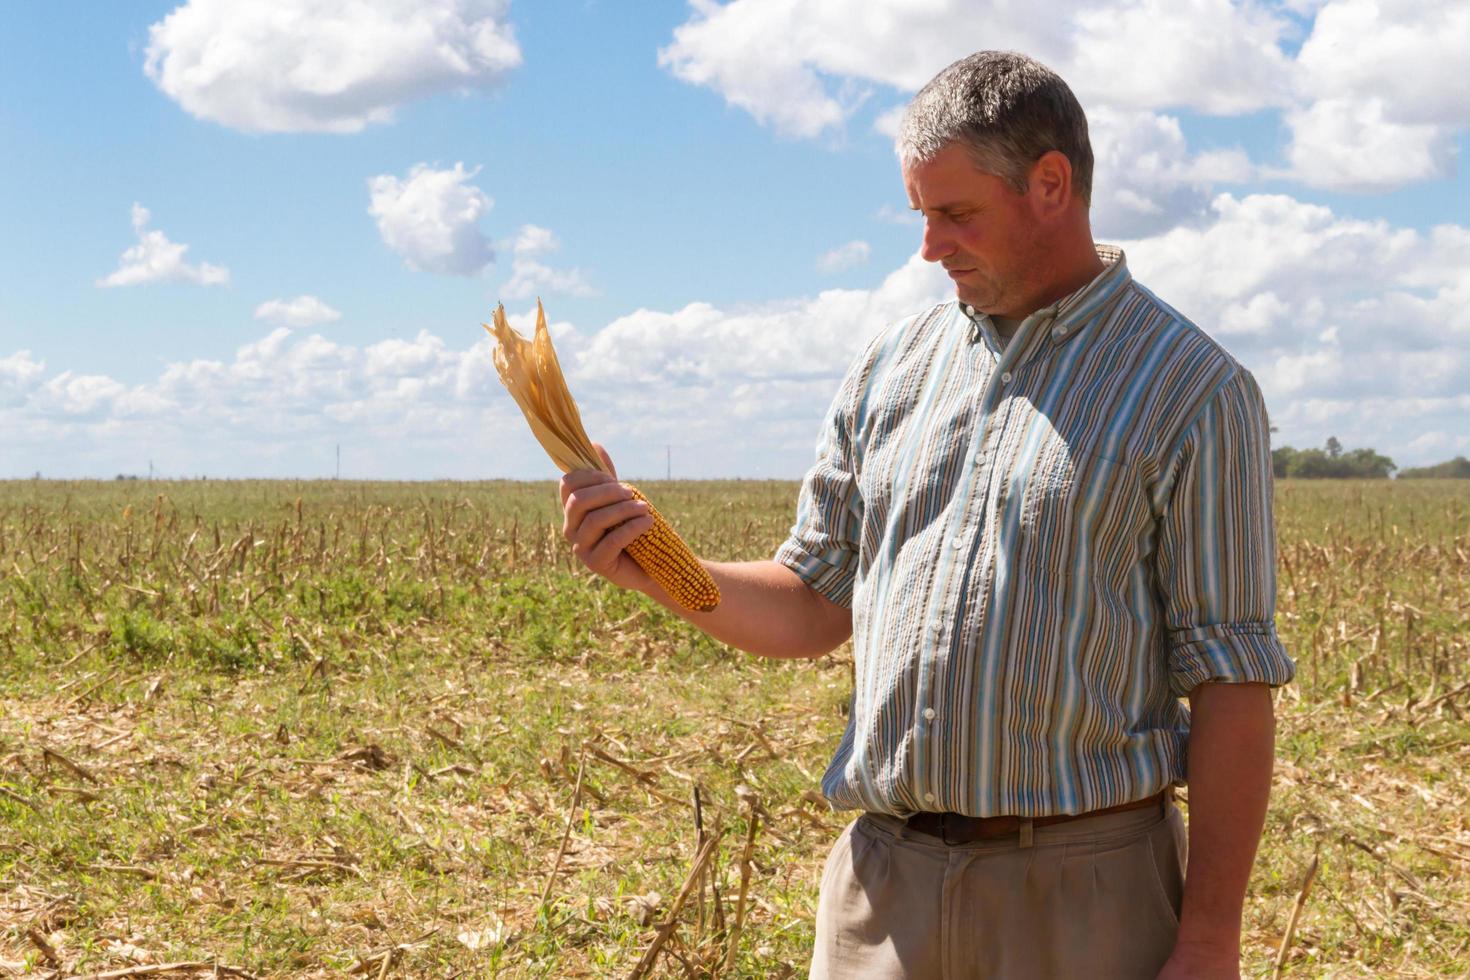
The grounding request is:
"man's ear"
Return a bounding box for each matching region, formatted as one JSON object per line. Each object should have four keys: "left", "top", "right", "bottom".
{"left": 1028, "top": 150, "right": 1073, "bottom": 218}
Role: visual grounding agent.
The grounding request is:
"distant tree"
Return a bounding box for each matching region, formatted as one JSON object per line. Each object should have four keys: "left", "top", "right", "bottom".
{"left": 1399, "top": 456, "right": 1470, "bottom": 479}
{"left": 1273, "top": 443, "right": 1396, "bottom": 479}
{"left": 1272, "top": 446, "right": 1299, "bottom": 479}
{"left": 1325, "top": 435, "right": 1343, "bottom": 458}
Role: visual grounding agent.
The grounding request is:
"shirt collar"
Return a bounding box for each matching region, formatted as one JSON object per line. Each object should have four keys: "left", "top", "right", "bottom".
{"left": 960, "top": 244, "right": 1131, "bottom": 350}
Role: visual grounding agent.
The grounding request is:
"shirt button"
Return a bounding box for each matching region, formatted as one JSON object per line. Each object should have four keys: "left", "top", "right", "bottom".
{"left": 973, "top": 452, "right": 984, "bottom": 464}
{"left": 1000, "top": 371, "right": 1013, "bottom": 384}
{"left": 1052, "top": 325, "right": 1067, "bottom": 338}
{"left": 929, "top": 619, "right": 942, "bottom": 632}
{"left": 923, "top": 707, "right": 936, "bottom": 720}
{"left": 951, "top": 536, "right": 965, "bottom": 549}
{"left": 924, "top": 792, "right": 936, "bottom": 804}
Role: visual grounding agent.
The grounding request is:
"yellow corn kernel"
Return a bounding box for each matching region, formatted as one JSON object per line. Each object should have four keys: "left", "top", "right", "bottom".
{"left": 623, "top": 485, "right": 720, "bottom": 613}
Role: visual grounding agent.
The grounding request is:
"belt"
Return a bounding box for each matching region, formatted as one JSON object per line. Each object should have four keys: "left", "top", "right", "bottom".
{"left": 901, "top": 789, "right": 1170, "bottom": 845}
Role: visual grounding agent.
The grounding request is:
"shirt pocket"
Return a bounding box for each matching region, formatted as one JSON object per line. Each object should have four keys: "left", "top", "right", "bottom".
{"left": 1017, "top": 448, "right": 1140, "bottom": 542}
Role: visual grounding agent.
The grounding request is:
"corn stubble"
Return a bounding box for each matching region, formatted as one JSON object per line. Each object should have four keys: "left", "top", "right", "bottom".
{"left": 485, "top": 301, "right": 721, "bottom": 612}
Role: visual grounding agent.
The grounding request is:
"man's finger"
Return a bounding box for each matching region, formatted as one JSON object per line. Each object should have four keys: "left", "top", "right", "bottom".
{"left": 593, "top": 442, "right": 618, "bottom": 480}
{"left": 587, "top": 513, "right": 654, "bottom": 569}
{"left": 560, "top": 466, "right": 617, "bottom": 506}
{"left": 563, "top": 483, "right": 637, "bottom": 540}
{"left": 569, "top": 495, "right": 646, "bottom": 549}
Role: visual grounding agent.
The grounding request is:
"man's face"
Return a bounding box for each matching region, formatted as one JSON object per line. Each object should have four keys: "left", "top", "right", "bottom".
{"left": 903, "top": 142, "right": 1042, "bottom": 317}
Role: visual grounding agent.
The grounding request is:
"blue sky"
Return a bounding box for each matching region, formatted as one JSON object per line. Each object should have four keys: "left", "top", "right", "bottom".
{"left": 2, "top": 0, "right": 1467, "bottom": 479}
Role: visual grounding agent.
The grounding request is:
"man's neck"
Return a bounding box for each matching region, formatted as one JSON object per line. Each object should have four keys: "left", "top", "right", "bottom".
{"left": 995, "top": 234, "right": 1108, "bottom": 320}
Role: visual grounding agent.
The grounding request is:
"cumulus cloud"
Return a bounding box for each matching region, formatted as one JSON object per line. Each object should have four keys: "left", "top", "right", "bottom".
{"left": 1088, "top": 108, "right": 1255, "bottom": 237}
{"left": 254, "top": 295, "right": 343, "bottom": 328}
{"left": 11, "top": 193, "right": 1470, "bottom": 475}
{"left": 816, "top": 240, "right": 871, "bottom": 274}
{"left": 96, "top": 204, "right": 229, "bottom": 288}
{"left": 874, "top": 203, "right": 921, "bottom": 226}
{"left": 569, "top": 253, "right": 949, "bottom": 474}
{"left": 1294, "top": 0, "right": 1470, "bottom": 126}
{"left": 661, "top": 0, "right": 1469, "bottom": 200}
{"left": 500, "top": 224, "right": 596, "bottom": 300}
{"left": 0, "top": 351, "right": 46, "bottom": 408}
{"left": 0, "top": 255, "right": 950, "bottom": 477}
{"left": 660, "top": 0, "right": 1293, "bottom": 138}
{"left": 368, "top": 163, "right": 495, "bottom": 276}
{"left": 143, "top": 0, "right": 522, "bottom": 134}
{"left": 1282, "top": 99, "right": 1454, "bottom": 193}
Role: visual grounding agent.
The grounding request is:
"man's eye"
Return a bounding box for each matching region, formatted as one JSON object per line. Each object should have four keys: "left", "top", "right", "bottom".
{"left": 950, "top": 212, "right": 974, "bottom": 224}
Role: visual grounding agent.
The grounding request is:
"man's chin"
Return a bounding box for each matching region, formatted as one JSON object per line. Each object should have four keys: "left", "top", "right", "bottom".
{"left": 953, "top": 288, "right": 993, "bottom": 312}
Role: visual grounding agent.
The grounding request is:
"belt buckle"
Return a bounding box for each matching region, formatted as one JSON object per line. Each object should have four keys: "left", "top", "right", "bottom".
{"left": 939, "top": 812, "right": 980, "bottom": 846}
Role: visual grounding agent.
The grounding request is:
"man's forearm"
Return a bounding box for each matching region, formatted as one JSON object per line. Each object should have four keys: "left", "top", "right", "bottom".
{"left": 637, "top": 559, "right": 853, "bottom": 660}
{"left": 1175, "top": 681, "right": 1276, "bottom": 959}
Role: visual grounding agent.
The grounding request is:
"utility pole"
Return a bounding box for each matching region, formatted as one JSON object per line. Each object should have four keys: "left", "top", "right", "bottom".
{"left": 336, "top": 444, "right": 341, "bottom": 480}
{"left": 148, "top": 459, "right": 153, "bottom": 481}
{"left": 666, "top": 444, "right": 672, "bottom": 481}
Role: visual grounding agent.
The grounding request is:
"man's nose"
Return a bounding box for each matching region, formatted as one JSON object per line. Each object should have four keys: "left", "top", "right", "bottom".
{"left": 920, "top": 219, "right": 953, "bottom": 263}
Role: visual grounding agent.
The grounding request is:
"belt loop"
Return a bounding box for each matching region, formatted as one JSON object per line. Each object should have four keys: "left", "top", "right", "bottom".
{"left": 1019, "top": 818, "right": 1034, "bottom": 849}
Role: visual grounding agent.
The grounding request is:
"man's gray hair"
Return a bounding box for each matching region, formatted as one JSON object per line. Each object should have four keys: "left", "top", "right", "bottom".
{"left": 897, "top": 51, "right": 1094, "bottom": 206}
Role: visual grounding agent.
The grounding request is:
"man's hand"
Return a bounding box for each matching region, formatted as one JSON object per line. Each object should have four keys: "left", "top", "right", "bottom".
{"left": 559, "top": 443, "right": 657, "bottom": 595}
{"left": 558, "top": 443, "right": 851, "bottom": 659}
{"left": 1155, "top": 940, "right": 1240, "bottom": 979}
{"left": 1157, "top": 681, "right": 1275, "bottom": 980}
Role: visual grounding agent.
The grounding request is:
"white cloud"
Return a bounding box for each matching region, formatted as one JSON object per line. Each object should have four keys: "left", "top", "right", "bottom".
{"left": 0, "top": 351, "right": 45, "bottom": 407}
{"left": 368, "top": 163, "right": 495, "bottom": 276}
{"left": 1283, "top": 99, "right": 1455, "bottom": 193}
{"left": 10, "top": 192, "right": 1470, "bottom": 476}
{"left": 0, "top": 254, "right": 948, "bottom": 477}
{"left": 874, "top": 203, "right": 920, "bottom": 226}
{"left": 1088, "top": 108, "right": 1255, "bottom": 237}
{"left": 500, "top": 224, "right": 595, "bottom": 300}
{"left": 574, "top": 253, "right": 946, "bottom": 392}
{"left": 661, "top": 0, "right": 1469, "bottom": 199}
{"left": 817, "top": 240, "right": 871, "bottom": 274}
{"left": 36, "top": 373, "right": 127, "bottom": 419}
{"left": 143, "top": 0, "right": 522, "bottom": 134}
{"left": 1294, "top": 0, "right": 1470, "bottom": 126}
{"left": 657, "top": 0, "right": 1283, "bottom": 227}
{"left": 659, "top": 0, "right": 1293, "bottom": 140}
{"left": 564, "top": 252, "right": 950, "bottom": 476}
{"left": 254, "top": 295, "right": 343, "bottom": 328}
{"left": 96, "top": 204, "right": 229, "bottom": 288}
{"left": 512, "top": 225, "right": 558, "bottom": 256}
{"left": 1066, "top": 0, "right": 1294, "bottom": 116}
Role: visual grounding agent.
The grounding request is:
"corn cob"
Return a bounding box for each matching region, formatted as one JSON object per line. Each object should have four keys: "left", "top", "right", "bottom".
{"left": 622, "top": 486, "right": 720, "bottom": 612}
{"left": 483, "top": 301, "right": 721, "bottom": 612}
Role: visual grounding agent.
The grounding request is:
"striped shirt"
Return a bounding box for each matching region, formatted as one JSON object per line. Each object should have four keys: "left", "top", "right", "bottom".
{"left": 774, "top": 245, "right": 1296, "bottom": 818}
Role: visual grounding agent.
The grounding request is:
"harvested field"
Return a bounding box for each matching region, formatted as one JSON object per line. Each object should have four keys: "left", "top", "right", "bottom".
{"left": 1, "top": 479, "right": 1467, "bottom": 977}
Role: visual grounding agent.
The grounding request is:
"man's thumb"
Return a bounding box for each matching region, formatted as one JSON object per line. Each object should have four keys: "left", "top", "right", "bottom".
{"left": 593, "top": 442, "right": 617, "bottom": 479}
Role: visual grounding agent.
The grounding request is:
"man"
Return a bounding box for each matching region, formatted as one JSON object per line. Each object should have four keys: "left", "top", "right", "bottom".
{"left": 560, "top": 51, "right": 1294, "bottom": 979}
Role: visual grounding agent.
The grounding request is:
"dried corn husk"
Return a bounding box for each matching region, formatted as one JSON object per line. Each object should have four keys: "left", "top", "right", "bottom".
{"left": 484, "top": 301, "right": 720, "bottom": 612}
{"left": 486, "top": 301, "right": 603, "bottom": 474}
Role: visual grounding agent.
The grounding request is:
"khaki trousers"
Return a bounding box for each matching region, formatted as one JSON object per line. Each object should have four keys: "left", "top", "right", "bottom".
{"left": 811, "top": 801, "right": 1186, "bottom": 979}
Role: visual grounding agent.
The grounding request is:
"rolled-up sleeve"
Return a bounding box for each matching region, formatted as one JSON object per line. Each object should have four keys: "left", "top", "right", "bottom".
{"left": 773, "top": 360, "right": 868, "bottom": 608}
{"left": 1156, "top": 367, "right": 1296, "bottom": 696}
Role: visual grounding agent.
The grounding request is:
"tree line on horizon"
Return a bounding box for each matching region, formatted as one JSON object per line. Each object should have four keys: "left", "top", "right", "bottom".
{"left": 1272, "top": 437, "right": 1470, "bottom": 480}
